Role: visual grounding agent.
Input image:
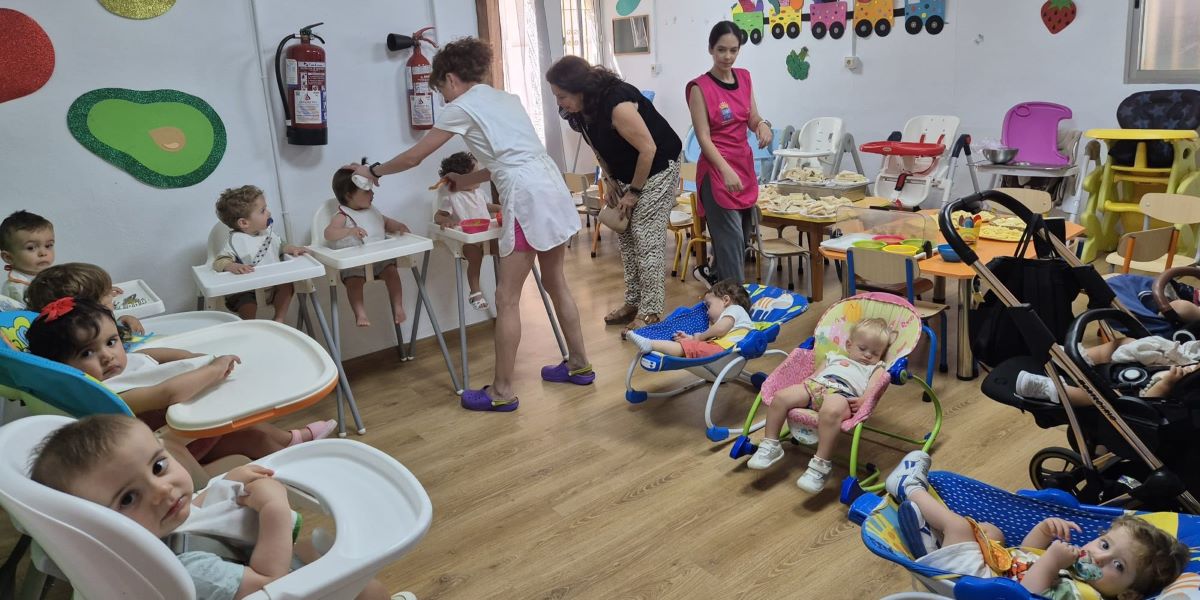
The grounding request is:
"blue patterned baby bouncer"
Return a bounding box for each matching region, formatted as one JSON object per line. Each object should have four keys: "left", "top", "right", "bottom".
{"left": 851, "top": 471, "right": 1200, "bottom": 599}
{"left": 623, "top": 284, "right": 808, "bottom": 441}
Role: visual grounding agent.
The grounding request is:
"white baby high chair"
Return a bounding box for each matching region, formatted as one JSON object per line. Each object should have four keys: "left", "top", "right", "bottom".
{"left": 0, "top": 414, "right": 433, "bottom": 600}
{"left": 771, "top": 117, "right": 864, "bottom": 179}
{"left": 861, "top": 115, "right": 978, "bottom": 208}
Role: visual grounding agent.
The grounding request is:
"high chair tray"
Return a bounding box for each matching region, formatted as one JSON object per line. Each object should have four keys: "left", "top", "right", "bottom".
{"left": 307, "top": 234, "right": 433, "bottom": 270}
{"left": 973, "top": 161, "right": 1077, "bottom": 174}
{"left": 1084, "top": 128, "right": 1198, "bottom": 141}
{"left": 141, "top": 311, "right": 240, "bottom": 338}
{"left": 428, "top": 222, "right": 502, "bottom": 244}
{"left": 773, "top": 148, "right": 834, "bottom": 158}
{"left": 144, "top": 320, "right": 338, "bottom": 436}
{"left": 191, "top": 255, "right": 325, "bottom": 298}
{"left": 112, "top": 279, "right": 165, "bottom": 319}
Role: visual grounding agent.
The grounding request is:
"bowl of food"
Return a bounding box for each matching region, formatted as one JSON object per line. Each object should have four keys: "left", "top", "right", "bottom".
{"left": 852, "top": 240, "right": 888, "bottom": 250}
{"left": 882, "top": 244, "right": 920, "bottom": 256}
{"left": 982, "top": 147, "right": 1018, "bottom": 165}
{"left": 937, "top": 243, "right": 961, "bottom": 262}
{"left": 459, "top": 218, "right": 491, "bottom": 234}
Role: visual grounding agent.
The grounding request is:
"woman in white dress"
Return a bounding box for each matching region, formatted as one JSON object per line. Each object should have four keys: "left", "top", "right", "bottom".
{"left": 347, "top": 37, "right": 594, "bottom": 411}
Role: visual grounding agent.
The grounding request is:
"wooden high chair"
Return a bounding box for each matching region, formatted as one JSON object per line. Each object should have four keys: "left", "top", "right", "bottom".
{"left": 668, "top": 164, "right": 697, "bottom": 277}
{"left": 678, "top": 164, "right": 713, "bottom": 282}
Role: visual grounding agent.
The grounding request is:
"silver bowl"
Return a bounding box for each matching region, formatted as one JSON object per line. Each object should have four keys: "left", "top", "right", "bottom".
{"left": 982, "top": 147, "right": 1018, "bottom": 164}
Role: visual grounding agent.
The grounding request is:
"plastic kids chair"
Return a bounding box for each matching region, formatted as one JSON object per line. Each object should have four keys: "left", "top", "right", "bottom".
{"left": 0, "top": 414, "right": 433, "bottom": 600}
{"left": 426, "top": 197, "right": 568, "bottom": 394}
{"left": 849, "top": 470, "right": 1200, "bottom": 600}
{"left": 1104, "top": 192, "right": 1200, "bottom": 274}
{"left": 974, "top": 103, "right": 1086, "bottom": 214}
{"left": 1079, "top": 90, "right": 1200, "bottom": 262}
{"left": 624, "top": 284, "right": 809, "bottom": 441}
{"left": 860, "top": 115, "right": 977, "bottom": 208}
{"left": 772, "top": 117, "right": 864, "bottom": 179}
{"left": 308, "top": 198, "right": 460, "bottom": 399}
{"left": 668, "top": 164, "right": 697, "bottom": 277}
{"left": 728, "top": 293, "right": 942, "bottom": 504}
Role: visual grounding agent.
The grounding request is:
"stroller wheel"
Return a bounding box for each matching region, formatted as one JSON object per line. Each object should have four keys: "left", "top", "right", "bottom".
{"left": 1029, "top": 447, "right": 1090, "bottom": 500}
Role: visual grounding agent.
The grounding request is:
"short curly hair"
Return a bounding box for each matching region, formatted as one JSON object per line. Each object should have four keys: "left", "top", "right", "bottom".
{"left": 439, "top": 152, "right": 476, "bottom": 177}
{"left": 1109, "top": 515, "right": 1189, "bottom": 600}
{"left": 1, "top": 210, "right": 52, "bottom": 253}
{"left": 215, "top": 185, "right": 263, "bottom": 230}
{"left": 25, "top": 263, "right": 113, "bottom": 311}
{"left": 430, "top": 37, "right": 492, "bottom": 89}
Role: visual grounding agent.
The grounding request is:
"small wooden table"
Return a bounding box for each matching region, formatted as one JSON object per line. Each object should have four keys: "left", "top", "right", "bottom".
{"left": 758, "top": 196, "right": 891, "bottom": 302}
{"left": 820, "top": 213, "right": 1086, "bottom": 380}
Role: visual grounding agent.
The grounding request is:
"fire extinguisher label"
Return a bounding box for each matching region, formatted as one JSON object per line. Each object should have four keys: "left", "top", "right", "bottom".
{"left": 411, "top": 94, "right": 433, "bottom": 126}
{"left": 295, "top": 90, "right": 325, "bottom": 124}
{"left": 285, "top": 59, "right": 298, "bottom": 86}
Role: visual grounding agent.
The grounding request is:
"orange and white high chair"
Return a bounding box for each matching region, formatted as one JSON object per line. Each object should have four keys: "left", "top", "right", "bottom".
{"left": 860, "top": 115, "right": 978, "bottom": 208}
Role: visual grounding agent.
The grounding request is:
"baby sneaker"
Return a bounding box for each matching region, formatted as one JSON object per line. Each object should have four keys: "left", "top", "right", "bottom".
{"left": 747, "top": 438, "right": 784, "bottom": 470}
{"left": 885, "top": 450, "right": 931, "bottom": 501}
{"left": 468, "top": 291, "right": 489, "bottom": 311}
{"left": 796, "top": 456, "right": 832, "bottom": 493}
{"left": 898, "top": 500, "right": 939, "bottom": 559}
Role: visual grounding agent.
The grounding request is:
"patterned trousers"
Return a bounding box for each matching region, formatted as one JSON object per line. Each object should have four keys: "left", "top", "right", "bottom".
{"left": 619, "top": 160, "right": 681, "bottom": 316}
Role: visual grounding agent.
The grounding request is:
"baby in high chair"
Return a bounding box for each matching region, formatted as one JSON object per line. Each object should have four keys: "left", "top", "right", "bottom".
{"left": 748, "top": 317, "right": 893, "bottom": 494}
{"left": 884, "top": 450, "right": 1187, "bottom": 600}
{"left": 31, "top": 414, "right": 410, "bottom": 600}
{"left": 213, "top": 186, "right": 309, "bottom": 322}
{"left": 433, "top": 151, "right": 501, "bottom": 311}
{"left": 1, "top": 210, "right": 55, "bottom": 306}
{"left": 625, "top": 280, "right": 754, "bottom": 358}
{"left": 26, "top": 262, "right": 146, "bottom": 343}
{"left": 325, "top": 166, "right": 411, "bottom": 327}
{"left": 26, "top": 298, "right": 336, "bottom": 472}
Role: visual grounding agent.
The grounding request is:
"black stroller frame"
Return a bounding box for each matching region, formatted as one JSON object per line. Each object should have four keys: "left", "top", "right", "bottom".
{"left": 941, "top": 190, "right": 1200, "bottom": 513}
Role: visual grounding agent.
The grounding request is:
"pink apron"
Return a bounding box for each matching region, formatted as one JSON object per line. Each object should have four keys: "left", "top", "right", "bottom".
{"left": 686, "top": 68, "right": 758, "bottom": 217}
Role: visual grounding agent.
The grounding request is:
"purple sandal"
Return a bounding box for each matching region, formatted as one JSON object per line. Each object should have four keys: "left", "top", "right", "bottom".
{"left": 461, "top": 386, "right": 519, "bottom": 412}
{"left": 540, "top": 362, "right": 596, "bottom": 385}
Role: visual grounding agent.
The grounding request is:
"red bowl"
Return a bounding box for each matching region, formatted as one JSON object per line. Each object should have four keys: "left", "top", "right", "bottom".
{"left": 459, "top": 218, "right": 491, "bottom": 234}
{"left": 872, "top": 234, "right": 904, "bottom": 243}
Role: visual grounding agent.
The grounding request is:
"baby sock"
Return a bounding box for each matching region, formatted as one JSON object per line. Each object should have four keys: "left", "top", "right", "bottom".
{"left": 1015, "top": 371, "right": 1060, "bottom": 404}
{"left": 626, "top": 331, "right": 653, "bottom": 354}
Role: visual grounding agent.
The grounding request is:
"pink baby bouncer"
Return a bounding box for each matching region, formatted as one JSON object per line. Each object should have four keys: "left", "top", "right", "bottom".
{"left": 860, "top": 115, "right": 978, "bottom": 208}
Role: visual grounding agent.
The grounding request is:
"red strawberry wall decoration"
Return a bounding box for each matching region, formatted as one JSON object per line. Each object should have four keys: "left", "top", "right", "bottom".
{"left": 1041, "top": 0, "right": 1076, "bottom": 34}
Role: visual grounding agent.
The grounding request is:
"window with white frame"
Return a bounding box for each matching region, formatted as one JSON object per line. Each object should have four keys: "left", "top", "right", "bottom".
{"left": 1126, "top": 0, "right": 1200, "bottom": 83}
{"left": 561, "top": 0, "right": 601, "bottom": 64}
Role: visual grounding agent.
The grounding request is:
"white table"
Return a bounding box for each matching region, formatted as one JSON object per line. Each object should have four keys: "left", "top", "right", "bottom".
{"left": 307, "top": 234, "right": 461, "bottom": 398}
{"left": 190, "top": 255, "right": 360, "bottom": 435}
{"left": 429, "top": 222, "right": 567, "bottom": 393}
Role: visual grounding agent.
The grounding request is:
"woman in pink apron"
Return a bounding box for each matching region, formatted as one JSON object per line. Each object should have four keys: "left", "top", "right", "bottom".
{"left": 686, "top": 20, "right": 773, "bottom": 285}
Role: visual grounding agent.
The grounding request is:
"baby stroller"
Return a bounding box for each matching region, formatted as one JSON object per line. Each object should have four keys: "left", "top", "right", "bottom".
{"left": 849, "top": 470, "right": 1200, "bottom": 599}
{"left": 1106, "top": 265, "right": 1200, "bottom": 341}
{"left": 942, "top": 190, "right": 1200, "bottom": 513}
{"left": 728, "top": 292, "right": 942, "bottom": 504}
{"left": 624, "top": 284, "right": 808, "bottom": 442}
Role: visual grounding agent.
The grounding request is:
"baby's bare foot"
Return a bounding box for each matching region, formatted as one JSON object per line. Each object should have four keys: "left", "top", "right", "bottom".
{"left": 354, "top": 313, "right": 371, "bottom": 327}
{"left": 393, "top": 306, "right": 407, "bottom": 325}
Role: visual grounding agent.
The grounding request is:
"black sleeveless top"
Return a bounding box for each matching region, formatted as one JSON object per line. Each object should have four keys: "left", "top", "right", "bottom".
{"left": 573, "top": 80, "right": 682, "bottom": 185}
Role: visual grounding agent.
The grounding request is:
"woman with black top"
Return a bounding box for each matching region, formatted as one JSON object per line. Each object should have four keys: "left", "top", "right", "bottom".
{"left": 547, "top": 55, "right": 683, "bottom": 337}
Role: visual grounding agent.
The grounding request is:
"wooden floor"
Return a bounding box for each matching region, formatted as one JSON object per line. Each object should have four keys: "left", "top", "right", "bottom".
{"left": 1, "top": 228, "right": 1068, "bottom": 599}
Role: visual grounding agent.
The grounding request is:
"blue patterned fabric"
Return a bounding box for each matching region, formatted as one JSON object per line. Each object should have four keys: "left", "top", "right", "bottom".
{"left": 855, "top": 471, "right": 1200, "bottom": 598}
{"left": 1111, "top": 90, "right": 1200, "bottom": 168}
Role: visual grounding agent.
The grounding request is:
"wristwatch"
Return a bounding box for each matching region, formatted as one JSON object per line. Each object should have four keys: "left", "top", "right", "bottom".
{"left": 368, "top": 162, "right": 382, "bottom": 178}
{"left": 758, "top": 119, "right": 772, "bottom": 130}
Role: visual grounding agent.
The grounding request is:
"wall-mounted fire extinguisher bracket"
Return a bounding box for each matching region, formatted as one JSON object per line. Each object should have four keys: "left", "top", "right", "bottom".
{"left": 274, "top": 22, "right": 328, "bottom": 146}
{"left": 386, "top": 26, "right": 438, "bottom": 131}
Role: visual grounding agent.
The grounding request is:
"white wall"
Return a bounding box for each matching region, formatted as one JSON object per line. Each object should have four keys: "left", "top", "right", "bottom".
{"left": 605, "top": 0, "right": 1174, "bottom": 197}
{"left": 1, "top": 0, "right": 482, "bottom": 359}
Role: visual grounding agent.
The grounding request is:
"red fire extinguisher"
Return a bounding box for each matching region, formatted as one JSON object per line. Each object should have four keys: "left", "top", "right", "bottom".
{"left": 274, "top": 22, "right": 327, "bottom": 145}
{"left": 404, "top": 27, "right": 438, "bottom": 130}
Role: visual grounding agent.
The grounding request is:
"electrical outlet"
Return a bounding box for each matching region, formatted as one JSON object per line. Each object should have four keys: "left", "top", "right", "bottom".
{"left": 650, "top": 63, "right": 663, "bottom": 76}
{"left": 844, "top": 56, "right": 860, "bottom": 70}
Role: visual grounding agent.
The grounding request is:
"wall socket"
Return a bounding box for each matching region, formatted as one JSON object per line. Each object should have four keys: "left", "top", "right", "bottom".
{"left": 650, "top": 63, "right": 663, "bottom": 76}
{"left": 843, "top": 56, "right": 861, "bottom": 70}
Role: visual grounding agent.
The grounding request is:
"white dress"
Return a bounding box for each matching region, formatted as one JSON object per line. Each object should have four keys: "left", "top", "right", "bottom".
{"left": 437, "top": 187, "right": 492, "bottom": 221}
{"left": 434, "top": 84, "right": 580, "bottom": 256}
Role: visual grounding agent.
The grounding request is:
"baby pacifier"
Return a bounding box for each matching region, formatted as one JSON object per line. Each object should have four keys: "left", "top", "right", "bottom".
{"left": 1070, "top": 551, "right": 1103, "bottom": 582}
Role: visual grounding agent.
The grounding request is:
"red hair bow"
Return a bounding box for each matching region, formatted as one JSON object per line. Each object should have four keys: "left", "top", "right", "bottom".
{"left": 40, "top": 297, "right": 75, "bottom": 322}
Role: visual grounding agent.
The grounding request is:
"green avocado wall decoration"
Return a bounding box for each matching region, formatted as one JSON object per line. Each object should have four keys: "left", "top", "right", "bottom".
{"left": 67, "top": 88, "right": 226, "bottom": 188}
